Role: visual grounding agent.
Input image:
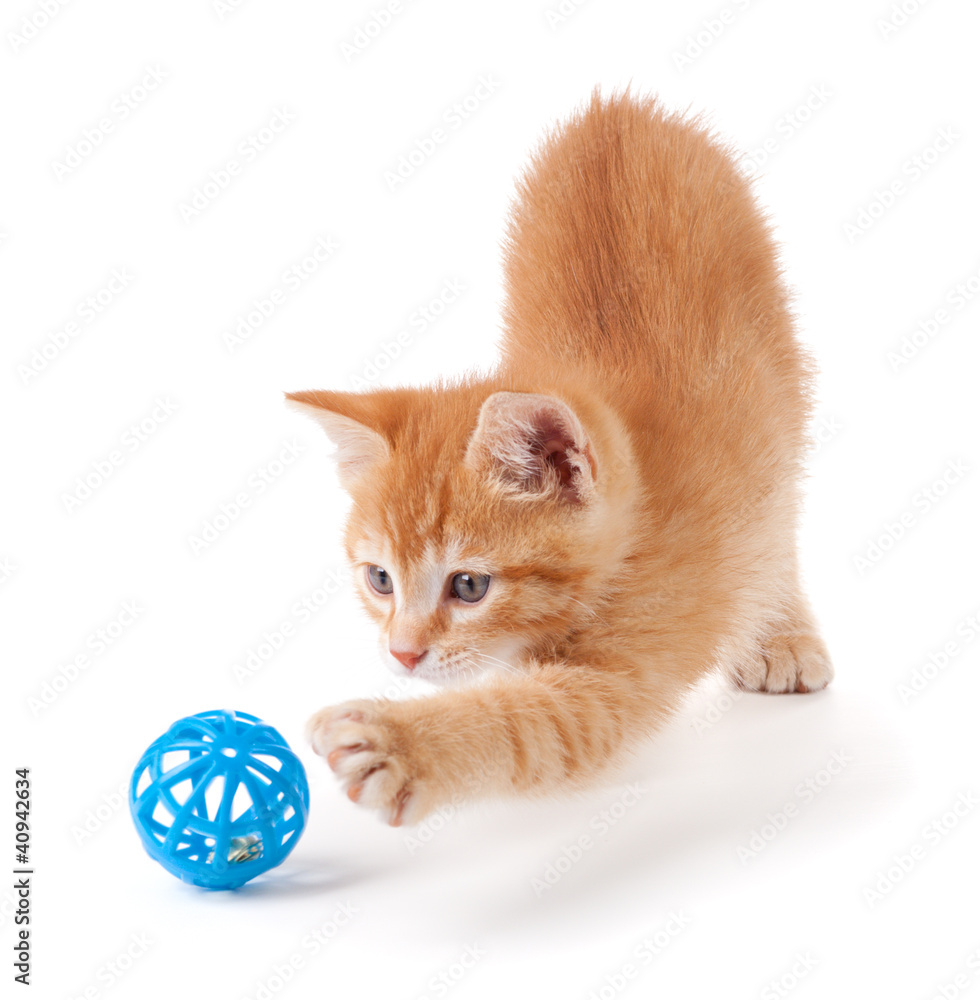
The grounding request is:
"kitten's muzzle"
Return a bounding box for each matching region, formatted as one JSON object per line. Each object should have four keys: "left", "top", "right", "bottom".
{"left": 391, "top": 648, "right": 427, "bottom": 671}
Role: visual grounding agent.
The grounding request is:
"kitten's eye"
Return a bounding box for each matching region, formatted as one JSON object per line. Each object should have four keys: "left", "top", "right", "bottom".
{"left": 450, "top": 572, "right": 490, "bottom": 603}
{"left": 366, "top": 565, "right": 393, "bottom": 595}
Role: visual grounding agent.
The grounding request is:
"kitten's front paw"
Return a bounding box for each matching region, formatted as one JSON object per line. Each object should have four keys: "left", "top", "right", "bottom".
{"left": 306, "top": 701, "right": 426, "bottom": 826}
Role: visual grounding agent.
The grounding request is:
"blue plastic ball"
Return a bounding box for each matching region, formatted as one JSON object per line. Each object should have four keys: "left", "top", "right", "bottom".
{"left": 129, "top": 709, "right": 309, "bottom": 890}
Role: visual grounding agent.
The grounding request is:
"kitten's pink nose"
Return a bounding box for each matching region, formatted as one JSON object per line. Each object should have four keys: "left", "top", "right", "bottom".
{"left": 391, "top": 648, "right": 426, "bottom": 671}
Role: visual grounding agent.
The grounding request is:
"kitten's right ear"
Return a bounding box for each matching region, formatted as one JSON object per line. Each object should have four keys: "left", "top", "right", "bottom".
{"left": 285, "top": 390, "right": 389, "bottom": 490}
{"left": 464, "top": 391, "right": 597, "bottom": 503}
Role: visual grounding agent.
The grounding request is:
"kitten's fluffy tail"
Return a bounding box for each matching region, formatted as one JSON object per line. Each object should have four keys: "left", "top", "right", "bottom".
{"left": 501, "top": 90, "right": 785, "bottom": 376}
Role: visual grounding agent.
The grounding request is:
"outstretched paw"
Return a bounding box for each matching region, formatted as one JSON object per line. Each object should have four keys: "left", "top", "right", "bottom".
{"left": 306, "top": 701, "right": 423, "bottom": 826}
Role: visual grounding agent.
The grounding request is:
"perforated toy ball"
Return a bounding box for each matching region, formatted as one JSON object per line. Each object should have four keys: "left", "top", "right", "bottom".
{"left": 129, "top": 709, "right": 309, "bottom": 890}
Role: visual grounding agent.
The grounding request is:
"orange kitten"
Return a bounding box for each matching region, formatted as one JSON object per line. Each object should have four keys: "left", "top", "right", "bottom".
{"left": 287, "top": 91, "right": 831, "bottom": 826}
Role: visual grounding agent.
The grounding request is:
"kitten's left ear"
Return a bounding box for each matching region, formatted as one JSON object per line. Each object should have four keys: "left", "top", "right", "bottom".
{"left": 285, "top": 389, "right": 389, "bottom": 490}
{"left": 464, "top": 392, "right": 596, "bottom": 503}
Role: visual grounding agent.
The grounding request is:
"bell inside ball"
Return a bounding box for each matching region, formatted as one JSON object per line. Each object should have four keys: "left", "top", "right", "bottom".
{"left": 129, "top": 709, "right": 309, "bottom": 890}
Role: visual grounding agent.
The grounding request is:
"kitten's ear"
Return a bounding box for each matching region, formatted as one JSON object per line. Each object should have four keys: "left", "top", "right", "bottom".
{"left": 285, "top": 389, "right": 389, "bottom": 490}
{"left": 464, "top": 392, "right": 596, "bottom": 503}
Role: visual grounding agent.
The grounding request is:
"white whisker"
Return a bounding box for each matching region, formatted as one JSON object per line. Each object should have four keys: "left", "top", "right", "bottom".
{"left": 463, "top": 646, "right": 523, "bottom": 677}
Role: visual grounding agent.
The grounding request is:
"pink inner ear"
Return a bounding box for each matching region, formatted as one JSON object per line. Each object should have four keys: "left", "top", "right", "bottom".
{"left": 465, "top": 391, "right": 595, "bottom": 501}
{"left": 543, "top": 437, "right": 574, "bottom": 487}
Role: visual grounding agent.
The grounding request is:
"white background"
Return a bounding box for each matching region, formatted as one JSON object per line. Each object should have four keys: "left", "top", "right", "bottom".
{"left": 3, "top": 0, "right": 980, "bottom": 997}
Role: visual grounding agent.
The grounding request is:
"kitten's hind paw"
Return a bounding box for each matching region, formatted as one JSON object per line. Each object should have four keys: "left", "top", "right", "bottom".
{"left": 731, "top": 630, "right": 833, "bottom": 694}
